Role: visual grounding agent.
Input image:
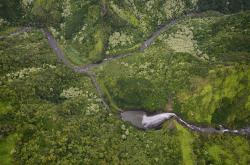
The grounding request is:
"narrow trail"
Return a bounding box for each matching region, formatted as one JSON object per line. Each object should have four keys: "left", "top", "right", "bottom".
{"left": 42, "top": 13, "right": 250, "bottom": 136}
{"left": 85, "top": 72, "right": 109, "bottom": 110}
{"left": 76, "top": 52, "right": 134, "bottom": 72}
{"left": 0, "top": 27, "right": 33, "bottom": 39}
{"left": 43, "top": 28, "right": 74, "bottom": 69}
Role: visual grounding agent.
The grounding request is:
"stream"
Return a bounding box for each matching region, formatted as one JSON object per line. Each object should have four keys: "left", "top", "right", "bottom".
{"left": 121, "top": 111, "right": 250, "bottom": 136}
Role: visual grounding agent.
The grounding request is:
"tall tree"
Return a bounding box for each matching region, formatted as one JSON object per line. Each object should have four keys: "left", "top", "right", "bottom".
{"left": 0, "top": 0, "right": 23, "bottom": 22}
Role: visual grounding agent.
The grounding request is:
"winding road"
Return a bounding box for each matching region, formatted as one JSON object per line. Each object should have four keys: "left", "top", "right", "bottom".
{"left": 55, "top": 12, "right": 199, "bottom": 72}
{"left": 43, "top": 28, "right": 110, "bottom": 110}
{"left": 38, "top": 12, "right": 249, "bottom": 136}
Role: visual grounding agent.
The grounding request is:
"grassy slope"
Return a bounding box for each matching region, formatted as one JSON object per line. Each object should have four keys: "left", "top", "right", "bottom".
{"left": 175, "top": 122, "right": 195, "bottom": 165}
{"left": 63, "top": 27, "right": 104, "bottom": 65}
{"left": 0, "top": 134, "right": 18, "bottom": 165}
{"left": 0, "top": 26, "right": 18, "bottom": 36}
{"left": 95, "top": 11, "right": 250, "bottom": 127}
{"left": 1, "top": 2, "right": 250, "bottom": 164}
{"left": 51, "top": 0, "right": 197, "bottom": 65}
{"left": 195, "top": 135, "right": 250, "bottom": 164}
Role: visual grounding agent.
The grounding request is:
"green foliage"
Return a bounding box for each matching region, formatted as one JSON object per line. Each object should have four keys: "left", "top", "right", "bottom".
{"left": 110, "top": 77, "right": 155, "bottom": 109}
{"left": 176, "top": 122, "right": 196, "bottom": 165}
{"left": 199, "top": 12, "right": 250, "bottom": 63}
{"left": 1, "top": 2, "right": 250, "bottom": 164}
{"left": 0, "top": 0, "right": 23, "bottom": 22}
{"left": 193, "top": 135, "right": 250, "bottom": 165}
{"left": 0, "top": 134, "right": 19, "bottom": 165}
{"left": 52, "top": 1, "right": 105, "bottom": 65}
{"left": 96, "top": 45, "right": 196, "bottom": 111}
{"left": 0, "top": 28, "right": 183, "bottom": 164}
{"left": 197, "top": 0, "right": 250, "bottom": 13}
{"left": 109, "top": 0, "right": 197, "bottom": 34}
{"left": 0, "top": 30, "right": 57, "bottom": 75}
{"left": 177, "top": 65, "right": 250, "bottom": 128}
{"left": 31, "top": 0, "right": 61, "bottom": 26}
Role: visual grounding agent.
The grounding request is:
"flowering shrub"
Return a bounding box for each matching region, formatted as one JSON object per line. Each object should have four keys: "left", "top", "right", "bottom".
{"left": 163, "top": 0, "right": 185, "bottom": 19}
{"left": 5, "top": 64, "right": 56, "bottom": 81}
{"left": 73, "top": 24, "right": 88, "bottom": 44}
{"left": 22, "top": 0, "right": 34, "bottom": 7}
{"left": 159, "top": 26, "right": 209, "bottom": 61}
{"left": 60, "top": 86, "right": 102, "bottom": 115}
{"left": 62, "top": 0, "right": 72, "bottom": 18}
{"left": 85, "top": 102, "right": 101, "bottom": 115}
{"left": 0, "top": 18, "right": 8, "bottom": 27}
{"left": 60, "top": 87, "right": 84, "bottom": 99}
{"left": 108, "top": 32, "right": 134, "bottom": 48}
{"left": 110, "top": 0, "right": 198, "bottom": 34}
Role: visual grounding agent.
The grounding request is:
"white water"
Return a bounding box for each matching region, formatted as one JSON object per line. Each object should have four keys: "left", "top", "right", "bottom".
{"left": 121, "top": 111, "right": 250, "bottom": 136}
{"left": 142, "top": 113, "right": 176, "bottom": 129}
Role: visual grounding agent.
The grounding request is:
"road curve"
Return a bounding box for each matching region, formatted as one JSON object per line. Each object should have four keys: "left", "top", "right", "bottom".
{"left": 43, "top": 28, "right": 110, "bottom": 110}
{"left": 76, "top": 12, "right": 199, "bottom": 71}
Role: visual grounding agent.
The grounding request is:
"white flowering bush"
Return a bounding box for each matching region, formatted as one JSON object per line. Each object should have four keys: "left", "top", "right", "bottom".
{"left": 163, "top": 0, "right": 185, "bottom": 19}
{"left": 108, "top": 32, "right": 134, "bottom": 49}
{"left": 49, "top": 27, "right": 59, "bottom": 38}
{"left": 85, "top": 102, "right": 101, "bottom": 115}
{"left": 73, "top": 24, "right": 88, "bottom": 44}
{"left": 22, "top": 0, "right": 34, "bottom": 7}
{"left": 60, "top": 87, "right": 84, "bottom": 99}
{"left": 159, "top": 26, "right": 209, "bottom": 61}
{"left": 60, "top": 86, "right": 102, "bottom": 115}
{"left": 5, "top": 64, "right": 56, "bottom": 81}
{"left": 109, "top": 0, "right": 199, "bottom": 35}
{"left": 62, "top": 0, "right": 72, "bottom": 18}
{"left": 0, "top": 18, "right": 8, "bottom": 27}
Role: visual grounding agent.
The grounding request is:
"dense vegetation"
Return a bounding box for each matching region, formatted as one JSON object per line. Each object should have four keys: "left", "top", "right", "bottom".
{"left": 0, "top": 0, "right": 250, "bottom": 164}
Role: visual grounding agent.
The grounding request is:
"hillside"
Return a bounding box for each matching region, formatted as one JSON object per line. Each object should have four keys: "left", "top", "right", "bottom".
{"left": 0, "top": 0, "right": 250, "bottom": 164}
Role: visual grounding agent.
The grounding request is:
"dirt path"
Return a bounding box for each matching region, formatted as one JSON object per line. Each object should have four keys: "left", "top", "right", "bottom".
{"left": 72, "top": 12, "right": 198, "bottom": 72}
{"left": 43, "top": 28, "right": 74, "bottom": 69}
{"left": 43, "top": 28, "right": 110, "bottom": 110}
{"left": 140, "top": 12, "right": 197, "bottom": 51}
{"left": 42, "top": 12, "right": 189, "bottom": 111}
{"left": 85, "top": 72, "right": 110, "bottom": 110}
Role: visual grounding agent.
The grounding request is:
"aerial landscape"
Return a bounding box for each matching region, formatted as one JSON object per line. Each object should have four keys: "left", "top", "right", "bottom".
{"left": 0, "top": 0, "right": 250, "bottom": 164}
